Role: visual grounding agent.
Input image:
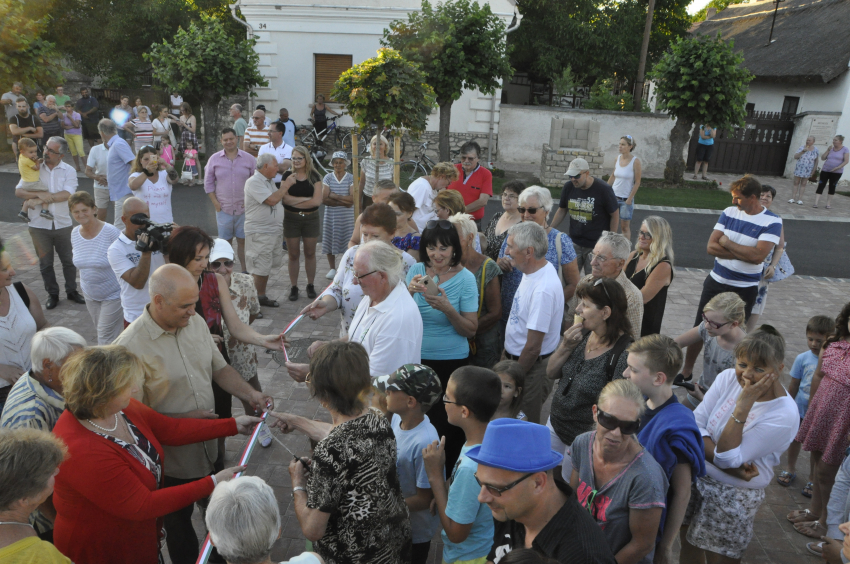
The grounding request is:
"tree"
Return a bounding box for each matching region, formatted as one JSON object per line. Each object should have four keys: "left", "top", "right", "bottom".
{"left": 692, "top": 0, "right": 745, "bottom": 23}
{"left": 649, "top": 33, "right": 753, "bottom": 182}
{"left": 382, "top": 0, "right": 512, "bottom": 161}
{"left": 332, "top": 48, "right": 436, "bottom": 137}
{"left": 145, "top": 14, "right": 267, "bottom": 157}
{"left": 0, "top": 0, "right": 64, "bottom": 90}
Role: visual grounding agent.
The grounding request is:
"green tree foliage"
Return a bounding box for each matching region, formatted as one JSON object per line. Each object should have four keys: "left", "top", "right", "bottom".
{"left": 46, "top": 0, "right": 246, "bottom": 88}
{"left": 582, "top": 78, "right": 649, "bottom": 112}
{"left": 0, "top": 0, "right": 64, "bottom": 90}
{"left": 145, "top": 14, "right": 267, "bottom": 156}
{"left": 332, "top": 48, "right": 436, "bottom": 139}
{"left": 692, "top": 0, "right": 745, "bottom": 23}
{"left": 382, "top": 0, "right": 512, "bottom": 160}
{"left": 509, "top": 0, "right": 691, "bottom": 91}
{"left": 649, "top": 32, "right": 753, "bottom": 182}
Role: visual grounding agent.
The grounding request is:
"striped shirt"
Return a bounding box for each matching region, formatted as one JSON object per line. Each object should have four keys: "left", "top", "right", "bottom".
{"left": 710, "top": 206, "right": 782, "bottom": 287}
{"left": 131, "top": 118, "right": 154, "bottom": 145}
{"left": 0, "top": 372, "right": 65, "bottom": 431}
{"left": 71, "top": 222, "right": 122, "bottom": 301}
{"left": 245, "top": 126, "right": 270, "bottom": 151}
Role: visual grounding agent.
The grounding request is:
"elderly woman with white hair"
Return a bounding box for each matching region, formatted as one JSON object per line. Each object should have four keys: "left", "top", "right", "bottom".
{"left": 206, "top": 476, "right": 324, "bottom": 564}
{"left": 358, "top": 134, "right": 393, "bottom": 209}
{"left": 449, "top": 212, "right": 501, "bottom": 369}
{"left": 497, "top": 185, "right": 580, "bottom": 328}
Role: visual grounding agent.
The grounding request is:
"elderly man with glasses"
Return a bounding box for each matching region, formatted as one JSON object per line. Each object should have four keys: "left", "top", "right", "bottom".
{"left": 15, "top": 137, "right": 86, "bottom": 310}
{"left": 469, "top": 419, "right": 617, "bottom": 564}
{"left": 447, "top": 140, "right": 492, "bottom": 230}
{"left": 549, "top": 157, "right": 619, "bottom": 275}
{"left": 243, "top": 109, "right": 270, "bottom": 157}
{"left": 568, "top": 231, "right": 643, "bottom": 339}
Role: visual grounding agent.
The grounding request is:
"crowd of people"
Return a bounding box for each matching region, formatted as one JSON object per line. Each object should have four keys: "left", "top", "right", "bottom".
{"left": 2, "top": 85, "right": 850, "bottom": 564}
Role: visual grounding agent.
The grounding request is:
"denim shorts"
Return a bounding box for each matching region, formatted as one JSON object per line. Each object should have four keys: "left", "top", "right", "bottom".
{"left": 617, "top": 197, "right": 634, "bottom": 220}
{"left": 216, "top": 210, "right": 245, "bottom": 240}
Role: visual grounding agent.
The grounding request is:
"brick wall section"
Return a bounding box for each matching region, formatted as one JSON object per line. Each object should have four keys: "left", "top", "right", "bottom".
{"left": 540, "top": 144, "right": 605, "bottom": 187}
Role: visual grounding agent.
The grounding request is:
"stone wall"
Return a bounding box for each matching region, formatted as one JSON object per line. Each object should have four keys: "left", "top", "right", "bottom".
{"left": 549, "top": 118, "right": 601, "bottom": 152}
{"left": 540, "top": 145, "right": 605, "bottom": 187}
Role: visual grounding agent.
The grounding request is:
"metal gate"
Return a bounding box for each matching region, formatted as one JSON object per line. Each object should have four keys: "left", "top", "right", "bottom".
{"left": 687, "top": 111, "right": 794, "bottom": 176}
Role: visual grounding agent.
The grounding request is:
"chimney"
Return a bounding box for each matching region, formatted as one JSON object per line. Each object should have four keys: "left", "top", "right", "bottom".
{"left": 706, "top": 7, "right": 717, "bottom": 19}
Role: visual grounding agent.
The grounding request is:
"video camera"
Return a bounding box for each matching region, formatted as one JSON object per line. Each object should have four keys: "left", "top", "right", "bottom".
{"left": 131, "top": 213, "right": 173, "bottom": 253}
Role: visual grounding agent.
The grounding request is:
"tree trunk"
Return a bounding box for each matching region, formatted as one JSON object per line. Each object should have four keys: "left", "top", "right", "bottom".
{"left": 633, "top": 0, "right": 656, "bottom": 111}
{"left": 200, "top": 93, "right": 223, "bottom": 163}
{"left": 665, "top": 118, "right": 693, "bottom": 184}
{"left": 438, "top": 100, "right": 452, "bottom": 162}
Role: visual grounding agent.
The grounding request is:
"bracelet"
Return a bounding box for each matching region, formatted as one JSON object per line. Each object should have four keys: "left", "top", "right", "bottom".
{"left": 730, "top": 414, "right": 745, "bottom": 425}
{"left": 292, "top": 486, "right": 307, "bottom": 495}
{"left": 211, "top": 475, "right": 218, "bottom": 486}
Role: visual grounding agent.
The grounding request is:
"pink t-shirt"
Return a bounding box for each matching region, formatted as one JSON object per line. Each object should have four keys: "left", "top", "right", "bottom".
{"left": 160, "top": 145, "right": 174, "bottom": 166}
{"left": 184, "top": 149, "right": 197, "bottom": 166}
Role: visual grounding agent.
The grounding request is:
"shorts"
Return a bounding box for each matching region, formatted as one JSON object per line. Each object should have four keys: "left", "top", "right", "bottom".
{"left": 284, "top": 209, "right": 320, "bottom": 239}
{"left": 20, "top": 179, "right": 47, "bottom": 193}
{"left": 684, "top": 476, "right": 765, "bottom": 559}
{"left": 216, "top": 211, "right": 245, "bottom": 240}
{"left": 695, "top": 143, "right": 714, "bottom": 162}
{"left": 65, "top": 133, "right": 85, "bottom": 156}
{"left": 246, "top": 231, "right": 284, "bottom": 277}
{"left": 94, "top": 186, "right": 110, "bottom": 209}
{"left": 185, "top": 164, "right": 198, "bottom": 177}
{"left": 82, "top": 121, "right": 99, "bottom": 140}
{"left": 617, "top": 197, "right": 634, "bottom": 220}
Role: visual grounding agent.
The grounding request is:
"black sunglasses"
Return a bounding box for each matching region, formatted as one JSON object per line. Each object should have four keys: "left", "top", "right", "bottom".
{"left": 474, "top": 472, "right": 534, "bottom": 497}
{"left": 210, "top": 260, "right": 234, "bottom": 269}
{"left": 593, "top": 277, "right": 612, "bottom": 303}
{"left": 425, "top": 219, "right": 453, "bottom": 230}
{"left": 517, "top": 207, "right": 541, "bottom": 215}
{"left": 596, "top": 408, "right": 640, "bottom": 435}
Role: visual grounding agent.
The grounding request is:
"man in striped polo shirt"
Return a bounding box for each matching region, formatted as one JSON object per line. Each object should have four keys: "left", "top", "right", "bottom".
{"left": 684, "top": 175, "right": 782, "bottom": 371}
{"left": 242, "top": 109, "right": 270, "bottom": 157}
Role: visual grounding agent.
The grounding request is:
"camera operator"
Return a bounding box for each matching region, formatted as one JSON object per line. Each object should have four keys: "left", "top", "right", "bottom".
{"left": 107, "top": 197, "right": 166, "bottom": 327}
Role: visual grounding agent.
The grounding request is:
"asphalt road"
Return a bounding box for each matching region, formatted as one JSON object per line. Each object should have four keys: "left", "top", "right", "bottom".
{"left": 1, "top": 172, "right": 846, "bottom": 278}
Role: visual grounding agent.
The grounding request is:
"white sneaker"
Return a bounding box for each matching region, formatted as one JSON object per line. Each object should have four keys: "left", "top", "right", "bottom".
{"left": 325, "top": 269, "right": 337, "bottom": 280}
{"left": 257, "top": 424, "right": 273, "bottom": 448}
{"left": 788, "top": 198, "right": 795, "bottom": 204}
{"left": 797, "top": 200, "right": 803, "bottom": 205}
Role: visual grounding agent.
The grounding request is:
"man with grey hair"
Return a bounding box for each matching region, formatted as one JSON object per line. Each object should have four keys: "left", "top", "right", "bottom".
{"left": 502, "top": 222, "right": 565, "bottom": 424}
{"left": 230, "top": 103, "right": 248, "bottom": 148}
{"left": 244, "top": 153, "right": 287, "bottom": 307}
{"left": 288, "top": 240, "right": 422, "bottom": 380}
{"left": 15, "top": 136, "right": 85, "bottom": 310}
{"left": 569, "top": 230, "right": 643, "bottom": 338}
{"left": 99, "top": 118, "right": 135, "bottom": 226}
{"left": 206, "top": 476, "right": 324, "bottom": 564}
{"left": 115, "top": 263, "right": 273, "bottom": 564}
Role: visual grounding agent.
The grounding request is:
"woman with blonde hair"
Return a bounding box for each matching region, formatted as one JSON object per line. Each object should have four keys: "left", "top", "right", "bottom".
{"left": 281, "top": 145, "right": 323, "bottom": 301}
{"left": 625, "top": 215, "right": 674, "bottom": 336}
{"left": 359, "top": 134, "right": 393, "bottom": 209}
{"left": 51, "top": 345, "right": 261, "bottom": 564}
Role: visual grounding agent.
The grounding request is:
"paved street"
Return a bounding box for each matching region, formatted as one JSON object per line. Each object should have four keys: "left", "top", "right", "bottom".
{"left": 2, "top": 209, "right": 846, "bottom": 563}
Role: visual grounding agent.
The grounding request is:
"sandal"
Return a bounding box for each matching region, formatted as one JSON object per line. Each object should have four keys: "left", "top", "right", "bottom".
{"left": 777, "top": 470, "right": 796, "bottom": 487}
{"left": 787, "top": 508, "right": 814, "bottom": 522}
{"left": 258, "top": 295, "right": 280, "bottom": 308}
{"left": 692, "top": 175, "right": 698, "bottom": 180}
{"left": 794, "top": 520, "right": 826, "bottom": 539}
{"left": 806, "top": 542, "right": 824, "bottom": 557}
{"left": 803, "top": 482, "right": 814, "bottom": 498}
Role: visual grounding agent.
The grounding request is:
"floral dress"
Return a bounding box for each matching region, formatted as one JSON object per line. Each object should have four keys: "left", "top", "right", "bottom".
{"left": 223, "top": 272, "right": 261, "bottom": 381}
{"left": 308, "top": 408, "right": 412, "bottom": 564}
{"left": 794, "top": 146, "right": 820, "bottom": 178}
{"left": 392, "top": 232, "right": 420, "bottom": 254}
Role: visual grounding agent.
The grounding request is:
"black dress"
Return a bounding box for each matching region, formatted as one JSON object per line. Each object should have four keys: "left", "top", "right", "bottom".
{"left": 625, "top": 254, "right": 672, "bottom": 337}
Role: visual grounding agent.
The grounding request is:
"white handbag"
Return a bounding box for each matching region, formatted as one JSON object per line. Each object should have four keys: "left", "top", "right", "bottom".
{"left": 180, "top": 162, "right": 193, "bottom": 182}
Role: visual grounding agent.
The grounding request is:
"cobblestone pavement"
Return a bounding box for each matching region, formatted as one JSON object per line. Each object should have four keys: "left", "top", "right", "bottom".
{"left": 2, "top": 217, "right": 846, "bottom": 563}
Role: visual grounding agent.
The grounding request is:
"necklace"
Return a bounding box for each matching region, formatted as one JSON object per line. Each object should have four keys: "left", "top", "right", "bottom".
{"left": 87, "top": 414, "right": 119, "bottom": 432}
{"left": 586, "top": 334, "right": 608, "bottom": 354}
{"left": 0, "top": 522, "right": 34, "bottom": 529}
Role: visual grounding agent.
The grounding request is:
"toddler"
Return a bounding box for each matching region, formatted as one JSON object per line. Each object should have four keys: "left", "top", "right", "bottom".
{"left": 16, "top": 138, "right": 54, "bottom": 222}
{"left": 491, "top": 360, "right": 527, "bottom": 421}
{"left": 159, "top": 136, "right": 175, "bottom": 168}
{"left": 182, "top": 139, "right": 198, "bottom": 186}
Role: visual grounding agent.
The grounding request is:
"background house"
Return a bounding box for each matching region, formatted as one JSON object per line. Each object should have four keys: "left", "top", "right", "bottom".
{"left": 692, "top": 0, "right": 850, "bottom": 181}
{"left": 235, "top": 0, "right": 518, "bottom": 158}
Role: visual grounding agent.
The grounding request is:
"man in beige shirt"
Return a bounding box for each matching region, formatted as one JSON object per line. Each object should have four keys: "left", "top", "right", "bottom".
{"left": 114, "top": 264, "right": 273, "bottom": 564}
{"left": 568, "top": 231, "right": 643, "bottom": 338}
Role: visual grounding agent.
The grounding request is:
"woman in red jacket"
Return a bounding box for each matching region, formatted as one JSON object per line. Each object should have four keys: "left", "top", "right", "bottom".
{"left": 52, "top": 345, "right": 261, "bottom": 564}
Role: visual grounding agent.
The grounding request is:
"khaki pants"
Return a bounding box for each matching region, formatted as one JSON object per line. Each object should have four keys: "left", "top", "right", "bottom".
{"left": 518, "top": 356, "right": 552, "bottom": 425}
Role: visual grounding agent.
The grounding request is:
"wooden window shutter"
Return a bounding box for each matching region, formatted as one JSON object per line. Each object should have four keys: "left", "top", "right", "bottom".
{"left": 315, "top": 54, "right": 353, "bottom": 102}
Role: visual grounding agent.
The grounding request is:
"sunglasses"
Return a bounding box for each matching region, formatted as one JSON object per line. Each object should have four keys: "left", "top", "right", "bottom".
{"left": 593, "top": 277, "right": 612, "bottom": 303}
{"left": 474, "top": 472, "right": 534, "bottom": 497}
{"left": 517, "top": 207, "right": 541, "bottom": 215}
{"left": 210, "top": 260, "right": 234, "bottom": 269}
{"left": 702, "top": 312, "right": 731, "bottom": 330}
{"left": 596, "top": 408, "right": 640, "bottom": 435}
{"left": 425, "top": 219, "right": 453, "bottom": 230}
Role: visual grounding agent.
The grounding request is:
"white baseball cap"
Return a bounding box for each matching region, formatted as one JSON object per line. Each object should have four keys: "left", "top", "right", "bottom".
{"left": 210, "top": 238, "right": 234, "bottom": 262}
{"left": 565, "top": 157, "right": 590, "bottom": 176}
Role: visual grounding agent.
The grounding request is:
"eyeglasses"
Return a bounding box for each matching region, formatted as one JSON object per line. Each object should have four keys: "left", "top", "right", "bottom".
{"left": 353, "top": 270, "right": 378, "bottom": 281}
{"left": 474, "top": 472, "right": 534, "bottom": 497}
{"left": 593, "top": 277, "right": 612, "bottom": 302}
{"left": 425, "top": 219, "right": 453, "bottom": 230}
{"left": 596, "top": 408, "right": 641, "bottom": 435}
{"left": 44, "top": 147, "right": 61, "bottom": 156}
{"left": 588, "top": 252, "right": 611, "bottom": 264}
{"left": 517, "top": 207, "right": 541, "bottom": 215}
{"left": 638, "top": 230, "right": 652, "bottom": 239}
{"left": 702, "top": 312, "right": 731, "bottom": 330}
{"left": 210, "top": 260, "right": 234, "bottom": 269}
{"left": 442, "top": 394, "right": 462, "bottom": 406}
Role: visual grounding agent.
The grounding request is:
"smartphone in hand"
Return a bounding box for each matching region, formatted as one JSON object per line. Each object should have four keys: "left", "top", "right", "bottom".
{"left": 420, "top": 275, "right": 441, "bottom": 297}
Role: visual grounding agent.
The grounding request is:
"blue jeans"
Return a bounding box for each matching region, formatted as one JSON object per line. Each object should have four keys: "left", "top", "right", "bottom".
{"left": 617, "top": 197, "right": 634, "bottom": 220}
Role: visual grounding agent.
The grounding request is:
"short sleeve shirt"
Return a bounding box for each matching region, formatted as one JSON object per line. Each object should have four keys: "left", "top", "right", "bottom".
{"left": 442, "top": 443, "right": 495, "bottom": 562}
{"left": 107, "top": 233, "right": 166, "bottom": 322}
{"left": 257, "top": 141, "right": 293, "bottom": 183}
{"left": 408, "top": 177, "right": 437, "bottom": 232}
{"left": 791, "top": 350, "right": 819, "bottom": 418}
{"left": 3, "top": 92, "right": 22, "bottom": 119}
{"left": 391, "top": 413, "right": 441, "bottom": 543}
{"left": 129, "top": 171, "right": 173, "bottom": 223}
{"left": 233, "top": 117, "right": 248, "bottom": 138}
{"left": 503, "top": 261, "right": 565, "bottom": 357}
{"left": 243, "top": 172, "right": 283, "bottom": 235}
{"left": 447, "top": 164, "right": 493, "bottom": 220}
{"left": 75, "top": 96, "right": 99, "bottom": 123}
{"left": 696, "top": 321, "right": 737, "bottom": 390}
{"left": 558, "top": 178, "right": 619, "bottom": 248}
{"left": 107, "top": 135, "right": 135, "bottom": 200}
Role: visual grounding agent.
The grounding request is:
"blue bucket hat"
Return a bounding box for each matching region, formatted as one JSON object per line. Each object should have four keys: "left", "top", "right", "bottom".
{"left": 466, "top": 419, "right": 563, "bottom": 473}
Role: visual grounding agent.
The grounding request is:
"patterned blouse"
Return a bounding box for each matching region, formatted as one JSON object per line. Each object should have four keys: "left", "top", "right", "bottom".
{"left": 794, "top": 146, "right": 820, "bottom": 178}
{"left": 223, "top": 272, "right": 262, "bottom": 381}
{"left": 483, "top": 211, "right": 510, "bottom": 262}
{"left": 94, "top": 413, "right": 162, "bottom": 484}
{"left": 308, "top": 408, "right": 411, "bottom": 564}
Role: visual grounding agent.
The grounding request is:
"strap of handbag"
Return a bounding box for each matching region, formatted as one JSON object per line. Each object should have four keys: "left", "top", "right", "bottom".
{"left": 606, "top": 333, "right": 633, "bottom": 381}
{"left": 555, "top": 231, "right": 564, "bottom": 285}
{"left": 468, "top": 258, "right": 493, "bottom": 356}
{"left": 13, "top": 282, "right": 30, "bottom": 309}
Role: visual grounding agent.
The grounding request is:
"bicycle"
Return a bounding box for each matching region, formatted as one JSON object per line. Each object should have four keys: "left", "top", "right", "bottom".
{"left": 344, "top": 124, "right": 406, "bottom": 159}
{"left": 399, "top": 141, "right": 437, "bottom": 183}
{"left": 297, "top": 113, "right": 347, "bottom": 154}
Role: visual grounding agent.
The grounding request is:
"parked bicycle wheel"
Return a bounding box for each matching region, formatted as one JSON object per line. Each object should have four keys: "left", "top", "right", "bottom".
{"left": 399, "top": 161, "right": 426, "bottom": 184}
{"left": 387, "top": 133, "right": 406, "bottom": 159}
{"left": 342, "top": 131, "right": 367, "bottom": 156}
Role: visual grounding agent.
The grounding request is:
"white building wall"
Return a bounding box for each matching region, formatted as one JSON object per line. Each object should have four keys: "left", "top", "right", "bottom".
{"left": 747, "top": 71, "right": 850, "bottom": 116}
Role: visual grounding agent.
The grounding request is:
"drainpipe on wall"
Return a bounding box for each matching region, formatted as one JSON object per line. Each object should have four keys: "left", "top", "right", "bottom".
{"left": 487, "top": 10, "right": 522, "bottom": 165}
{"left": 229, "top": 0, "right": 255, "bottom": 115}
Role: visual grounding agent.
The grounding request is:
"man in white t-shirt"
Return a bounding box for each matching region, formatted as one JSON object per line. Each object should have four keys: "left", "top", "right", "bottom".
{"left": 85, "top": 142, "right": 110, "bottom": 221}
{"left": 170, "top": 93, "right": 183, "bottom": 117}
{"left": 503, "top": 222, "right": 565, "bottom": 424}
{"left": 107, "top": 197, "right": 166, "bottom": 325}
{"left": 256, "top": 121, "right": 292, "bottom": 185}
{"left": 407, "top": 164, "right": 458, "bottom": 232}
{"left": 278, "top": 108, "right": 297, "bottom": 147}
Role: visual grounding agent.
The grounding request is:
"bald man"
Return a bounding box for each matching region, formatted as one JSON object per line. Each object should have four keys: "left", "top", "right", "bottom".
{"left": 107, "top": 197, "right": 166, "bottom": 326}
{"left": 114, "top": 264, "right": 274, "bottom": 564}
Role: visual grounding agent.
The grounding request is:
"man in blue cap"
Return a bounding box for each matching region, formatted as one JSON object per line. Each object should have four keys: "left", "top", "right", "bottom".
{"left": 468, "top": 419, "right": 617, "bottom": 564}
